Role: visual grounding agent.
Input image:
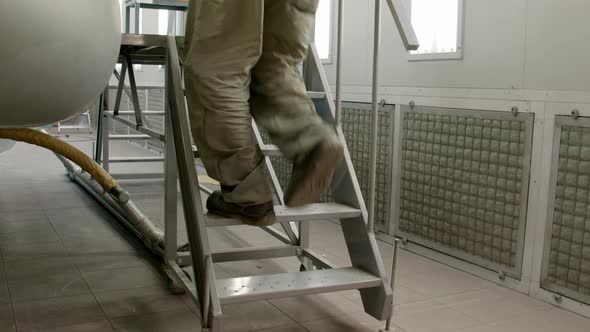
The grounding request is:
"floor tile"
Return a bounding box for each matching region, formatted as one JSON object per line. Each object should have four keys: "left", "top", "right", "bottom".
{"left": 0, "top": 282, "right": 8, "bottom": 304}
{"left": 12, "top": 295, "right": 106, "bottom": 331}
{"left": 0, "top": 230, "right": 60, "bottom": 246}
{"left": 8, "top": 269, "right": 90, "bottom": 303}
{"left": 82, "top": 266, "right": 165, "bottom": 292}
{"left": 4, "top": 257, "right": 78, "bottom": 280}
{"left": 94, "top": 287, "right": 187, "bottom": 319}
{"left": 255, "top": 324, "right": 309, "bottom": 332}
{"left": 18, "top": 320, "right": 115, "bottom": 332}
{"left": 221, "top": 301, "right": 297, "bottom": 332}
{"left": 0, "top": 202, "right": 40, "bottom": 215}
{"left": 398, "top": 264, "right": 490, "bottom": 298}
{"left": 341, "top": 285, "right": 429, "bottom": 307}
{"left": 0, "top": 218, "right": 54, "bottom": 236}
{"left": 392, "top": 299, "right": 481, "bottom": 332}
{"left": 71, "top": 253, "right": 147, "bottom": 273}
{"left": 2, "top": 137, "right": 590, "bottom": 332}
{"left": 0, "top": 302, "right": 15, "bottom": 331}
{"left": 436, "top": 286, "right": 553, "bottom": 324}
{"left": 37, "top": 192, "right": 95, "bottom": 210}
{"left": 270, "top": 292, "right": 362, "bottom": 322}
{"left": 46, "top": 208, "right": 124, "bottom": 237}
{"left": 0, "top": 210, "right": 46, "bottom": 223}
{"left": 0, "top": 241, "right": 69, "bottom": 261}
{"left": 0, "top": 262, "right": 5, "bottom": 283}
{"left": 455, "top": 306, "right": 590, "bottom": 332}
{"left": 302, "top": 311, "right": 397, "bottom": 332}
{"left": 109, "top": 309, "right": 200, "bottom": 332}
{"left": 60, "top": 234, "right": 137, "bottom": 256}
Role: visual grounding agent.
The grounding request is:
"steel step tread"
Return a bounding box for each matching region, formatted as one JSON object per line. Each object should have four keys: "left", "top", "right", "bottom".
{"left": 193, "top": 144, "right": 280, "bottom": 157}
{"left": 216, "top": 267, "right": 381, "bottom": 304}
{"left": 109, "top": 134, "right": 152, "bottom": 140}
{"left": 206, "top": 203, "right": 361, "bottom": 227}
{"left": 108, "top": 156, "right": 165, "bottom": 163}
{"left": 307, "top": 91, "right": 326, "bottom": 99}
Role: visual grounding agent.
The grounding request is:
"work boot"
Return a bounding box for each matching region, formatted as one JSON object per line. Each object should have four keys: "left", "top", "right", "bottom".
{"left": 206, "top": 191, "right": 276, "bottom": 226}
{"left": 285, "top": 140, "right": 344, "bottom": 207}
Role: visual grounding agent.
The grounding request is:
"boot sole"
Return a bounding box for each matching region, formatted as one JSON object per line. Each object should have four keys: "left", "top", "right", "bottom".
{"left": 207, "top": 207, "right": 277, "bottom": 227}
{"left": 285, "top": 142, "right": 344, "bottom": 207}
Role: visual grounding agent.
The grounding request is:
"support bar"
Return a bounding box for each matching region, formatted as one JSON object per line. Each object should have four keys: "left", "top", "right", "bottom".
{"left": 385, "top": 0, "right": 420, "bottom": 51}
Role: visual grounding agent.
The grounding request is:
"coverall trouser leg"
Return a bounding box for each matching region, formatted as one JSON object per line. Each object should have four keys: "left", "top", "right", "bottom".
{"left": 184, "top": 0, "right": 336, "bottom": 207}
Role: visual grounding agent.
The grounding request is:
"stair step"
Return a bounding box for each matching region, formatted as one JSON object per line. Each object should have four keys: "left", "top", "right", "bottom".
{"left": 109, "top": 134, "right": 151, "bottom": 140}
{"left": 206, "top": 203, "right": 361, "bottom": 227}
{"left": 193, "top": 144, "right": 281, "bottom": 158}
{"left": 108, "top": 156, "right": 165, "bottom": 163}
{"left": 217, "top": 267, "right": 381, "bottom": 304}
{"left": 307, "top": 91, "right": 326, "bottom": 99}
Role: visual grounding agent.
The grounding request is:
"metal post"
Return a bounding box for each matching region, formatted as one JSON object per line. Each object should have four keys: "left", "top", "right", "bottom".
{"left": 125, "top": 5, "right": 131, "bottom": 33}
{"left": 94, "top": 93, "right": 105, "bottom": 163}
{"left": 335, "top": 0, "right": 344, "bottom": 125}
{"left": 166, "top": 35, "right": 218, "bottom": 326}
{"left": 202, "top": 255, "right": 212, "bottom": 328}
{"left": 168, "top": 10, "right": 176, "bottom": 35}
{"left": 113, "top": 64, "right": 128, "bottom": 116}
{"left": 368, "top": 0, "right": 382, "bottom": 233}
{"left": 299, "top": 222, "right": 313, "bottom": 270}
{"left": 125, "top": 55, "right": 144, "bottom": 128}
{"left": 134, "top": 3, "right": 141, "bottom": 34}
{"left": 164, "top": 95, "right": 178, "bottom": 262}
{"left": 102, "top": 114, "right": 110, "bottom": 173}
{"left": 381, "top": 238, "right": 401, "bottom": 332}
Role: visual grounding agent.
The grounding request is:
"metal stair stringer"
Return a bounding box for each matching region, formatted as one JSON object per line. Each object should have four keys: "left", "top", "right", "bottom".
{"left": 303, "top": 43, "right": 394, "bottom": 320}
{"left": 165, "top": 35, "right": 222, "bottom": 331}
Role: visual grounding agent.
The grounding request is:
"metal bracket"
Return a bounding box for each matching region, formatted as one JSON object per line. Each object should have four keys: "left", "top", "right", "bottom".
{"left": 498, "top": 270, "right": 506, "bottom": 281}
{"left": 511, "top": 106, "right": 519, "bottom": 117}
{"left": 571, "top": 109, "right": 580, "bottom": 120}
{"left": 553, "top": 293, "right": 563, "bottom": 304}
{"left": 409, "top": 101, "right": 415, "bottom": 110}
{"left": 379, "top": 99, "right": 387, "bottom": 107}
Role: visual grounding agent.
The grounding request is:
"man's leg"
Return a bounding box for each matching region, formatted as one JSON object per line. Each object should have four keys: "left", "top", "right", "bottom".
{"left": 250, "top": 0, "right": 343, "bottom": 206}
{"left": 184, "top": 0, "right": 274, "bottom": 223}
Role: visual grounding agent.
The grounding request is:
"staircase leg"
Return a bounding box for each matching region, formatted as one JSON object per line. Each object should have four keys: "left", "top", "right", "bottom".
{"left": 340, "top": 217, "right": 393, "bottom": 320}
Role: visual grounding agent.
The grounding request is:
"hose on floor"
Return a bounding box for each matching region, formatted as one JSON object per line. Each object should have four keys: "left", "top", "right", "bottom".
{"left": 0, "top": 128, "right": 118, "bottom": 194}
{"left": 0, "top": 128, "right": 164, "bottom": 255}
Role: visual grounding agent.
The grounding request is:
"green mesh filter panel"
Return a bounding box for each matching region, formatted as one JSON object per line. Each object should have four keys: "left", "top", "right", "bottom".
{"left": 260, "top": 102, "right": 394, "bottom": 228}
{"left": 397, "top": 107, "right": 532, "bottom": 277}
{"left": 542, "top": 119, "right": 590, "bottom": 305}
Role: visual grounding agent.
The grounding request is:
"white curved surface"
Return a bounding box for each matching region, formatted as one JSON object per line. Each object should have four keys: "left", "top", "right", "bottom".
{"left": 0, "top": 139, "right": 15, "bottom": 154}
{"left": 0, "top": 0, "right": 121, "bottom": 128}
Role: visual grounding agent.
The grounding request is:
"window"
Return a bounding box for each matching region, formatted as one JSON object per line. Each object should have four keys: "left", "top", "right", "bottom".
{"left": 408, "top": 0, "right": 463, "bottom": 61}
{"left": 314, "top": 0, "right": 332, "bottom": 62}
{"left": 159, "top": 10, "right": 175, "bottom": 36}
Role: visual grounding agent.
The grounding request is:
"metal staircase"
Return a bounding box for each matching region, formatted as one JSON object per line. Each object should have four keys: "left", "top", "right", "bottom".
{"left": 78, "top": 2, "right": 420, "bottom": 331}
{"left": 164, "top": 33, "right": 392, "bottom": 330}
{"left": 87, "top": 33, "right": 391, "bottom": 331}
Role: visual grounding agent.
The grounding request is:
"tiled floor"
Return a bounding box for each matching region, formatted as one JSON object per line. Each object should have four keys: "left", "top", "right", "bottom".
{"left": 1, "top": 138, "right": 589, "bottom": 331}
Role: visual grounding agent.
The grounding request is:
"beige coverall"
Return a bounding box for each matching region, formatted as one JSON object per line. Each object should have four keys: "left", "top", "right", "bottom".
{"left": 184, "top": 0, "right": 336, "bottom": 206}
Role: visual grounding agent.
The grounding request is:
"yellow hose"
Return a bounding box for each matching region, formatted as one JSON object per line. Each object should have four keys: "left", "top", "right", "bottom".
{"left": 0, "top": 128, "right": 117, "bottom": 192}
